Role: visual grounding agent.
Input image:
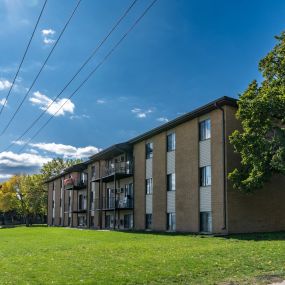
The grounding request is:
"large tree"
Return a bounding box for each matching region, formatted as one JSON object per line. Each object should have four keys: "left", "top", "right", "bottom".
{"left": 229, "top": 31, "right": 285, "bottom": 192}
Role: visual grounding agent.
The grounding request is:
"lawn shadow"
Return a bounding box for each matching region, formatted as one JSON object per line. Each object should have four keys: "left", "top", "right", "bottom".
{"left": 221, "top": 231, "right": 285, "bottom": 241}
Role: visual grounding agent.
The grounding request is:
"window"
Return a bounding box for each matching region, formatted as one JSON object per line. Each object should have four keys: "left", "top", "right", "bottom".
{"left": 90, "top": 191, "right": 94, "bottom": 207}
{"left": 146, "top": 178, "right": 153, "bottom": 194}
{"left": 68, "top": 196, "right": 71, "bottom": 206}
{"left": 52, "top": 218, "right": 54, "bottom": 225}
{"left": 59, "top": 198, "right": 62, "bottom": 207}
{"left": 167, "top": 213, "right": 176, "bottom": 231}
{"left": 90, "top": 216, "right": 95, "bottom": 227}
{"left": 60, "top": 178, "right": 63, "bottom": 188}
{"left": 146, "top": 142, "right": 153, "bottom": 159}
{"left": 167, "top": 173, "right": 176, "bottom": 191}
{"left": 68, "top": 217, "right": 71, "bottom": 226}
{"left": 52, "top": 200, "right": 55, "bottom": 209}
{"left": 200, "top": 212, "right": 212, "bottom": 232}
{"left": 124, "top": 214, "right": 132, "bottom": 229}
{"left": 167, "top": 133, "right": 176, "bottom": 152}
{"left": 146, "top": 214, "right": 152, "bottom": 229}
{"left": 91, "top": 166, "right": 96, "bottom": 177}
{"left": 199, "top": 119, "right": 211, "bottom": 141}
{"left": 125, "top": 183, "right": 133, "bottom": 197}
{"left": 200, "top": 166, "right": 211, "bottom": 186}
{"left": 52, "top": 182, "right": 55, "bottom": 190}
{"left": 59, "top": 217, "right": 62, "bottom": 226}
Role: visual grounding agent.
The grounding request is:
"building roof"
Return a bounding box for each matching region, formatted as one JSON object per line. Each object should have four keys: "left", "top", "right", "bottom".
{"left": 128, "top": 96, "right": 237, "bottom": 144}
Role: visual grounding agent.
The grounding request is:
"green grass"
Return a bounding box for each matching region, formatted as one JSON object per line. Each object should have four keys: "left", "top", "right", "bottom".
{"left": 0, "top": 227, "right": 284, "bottom": 285}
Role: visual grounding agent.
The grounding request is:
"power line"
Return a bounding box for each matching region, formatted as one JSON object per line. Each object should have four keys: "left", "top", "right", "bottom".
{"left": 0, "top": 0, "right": 48, "bottom": 118}
{"left": 18, "top": 0, "right": 158, "bottom": 154}
{"left": 0, "top": 0, "right": 82, "bottom": 136}
{"left": 3, "top": 0, "right": 138, "bottom": 152}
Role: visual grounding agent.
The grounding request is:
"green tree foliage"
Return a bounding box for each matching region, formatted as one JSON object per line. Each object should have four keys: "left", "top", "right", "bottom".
{"left": 40, "top": 158, "right": 82, "bottom": 181}
{"left": 229, "top": 32, "right": 285, "bottom": 192}
{"left": 0, "top": 158, "right": 82, "bottom": 224}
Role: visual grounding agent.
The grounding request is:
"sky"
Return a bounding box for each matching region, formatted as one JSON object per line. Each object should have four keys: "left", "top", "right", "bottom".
{"left": 0, "top": 0, "right": 284, "bottom": 181}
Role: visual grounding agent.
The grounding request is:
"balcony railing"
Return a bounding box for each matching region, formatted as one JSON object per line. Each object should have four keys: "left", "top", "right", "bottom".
{"left": 103, "top": 161, "right": 133, "bottom": 177}
{"left": 64, "top": 178, "right": 87, "bottom": 190}
{"left": 95, "top": 197, "right": 133, "bottom": 210}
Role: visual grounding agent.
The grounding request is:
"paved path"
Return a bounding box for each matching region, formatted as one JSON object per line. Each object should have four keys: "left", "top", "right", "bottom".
{"left": 270, "top": 281, "right": 285, "bottom": 285}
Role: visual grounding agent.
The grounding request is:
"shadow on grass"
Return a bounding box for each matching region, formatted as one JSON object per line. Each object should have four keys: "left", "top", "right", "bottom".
{"left": 0, "top": 224, "right": 48, "bottom": 229}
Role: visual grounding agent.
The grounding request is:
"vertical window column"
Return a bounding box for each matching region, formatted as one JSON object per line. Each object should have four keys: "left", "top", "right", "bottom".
{"left": 166, "top": 132, "right": 176, "bottom": 231}
{"left": 145, "top": 141, "right": 153, "bottom": 230}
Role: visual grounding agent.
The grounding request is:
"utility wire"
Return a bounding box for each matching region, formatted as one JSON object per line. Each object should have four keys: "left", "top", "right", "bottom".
{"left": 18, "top": 0, "right": 158, "bottom": 154}
{"left": 3, "top": 0, "right": 138, "bottom": 152}
{"left": 0, "top": 0, "right": 82, "bottom": 136}
{"left": 0, "top": 0, "right": 48, "bottom": 118}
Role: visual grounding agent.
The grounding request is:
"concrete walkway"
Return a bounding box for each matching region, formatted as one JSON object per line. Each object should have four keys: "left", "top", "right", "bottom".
{"left": 270, "top": 281, "right": 285, "bottom": 285}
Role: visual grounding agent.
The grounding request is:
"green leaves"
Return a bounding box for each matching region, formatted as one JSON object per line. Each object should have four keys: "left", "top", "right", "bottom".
{"left": 229, "top": 32, "right": 285, "bottom": 192}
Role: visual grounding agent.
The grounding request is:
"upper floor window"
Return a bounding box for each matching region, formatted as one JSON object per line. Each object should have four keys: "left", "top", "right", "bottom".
{"left": 167, "top": 173, "right": 176, "bottom": 191}
{"left": 91, "top": 166, "right": 96, "bottom": 177}
{"left": 146, "top": 178, "right": 153, "bottom": 194}
{"left": 146, "top": 142, "right": 153, "bottom": 159}
{"left": 52, "top": 182, "right": 55, "bottom": 190}
{"left": 200, "top": 166, "right": 211, "bottom": 187}
{"left": 199, "top": 119, "right": 211, "bottom": 141}
{"left": 167, "top": 132, "right": 176, "bottom": 152}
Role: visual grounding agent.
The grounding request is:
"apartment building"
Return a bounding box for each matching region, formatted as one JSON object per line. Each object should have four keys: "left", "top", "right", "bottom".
{"left": 47, "top": 96, "right": 285, "bottom": 234}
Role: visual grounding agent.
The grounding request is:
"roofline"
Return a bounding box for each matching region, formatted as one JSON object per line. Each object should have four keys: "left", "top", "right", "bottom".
{"left": 128, "top": 96, "right": 237, "bottom": 144}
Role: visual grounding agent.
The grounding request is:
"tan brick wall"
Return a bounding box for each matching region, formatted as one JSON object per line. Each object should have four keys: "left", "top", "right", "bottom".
{"left": 176, "top": 119, "right": 199, "bottom": 232}
{"left": 210, "top": 109, "right": 227, "bottom": 234}
{"left": 134, "top": 141, "right": 146, "bottom": 230}
{"left": 47, "top": 182, "right": 53, "bottom": 225}
{"left": 225, "top": 105, "right": 285, "bottom": 233}
{"left": 152, "top": 132, "right": 167, "bottom": 231}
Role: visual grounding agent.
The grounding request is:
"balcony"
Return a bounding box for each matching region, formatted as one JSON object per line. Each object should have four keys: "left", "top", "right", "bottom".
{"left": 99, "top": 161, "right": 133, "bottom": 182}
{"left": 95, "top": 197, "right": 134, "bottom": 210}
{"left": 64, "top": 178, "right": 87, "bottom": 190}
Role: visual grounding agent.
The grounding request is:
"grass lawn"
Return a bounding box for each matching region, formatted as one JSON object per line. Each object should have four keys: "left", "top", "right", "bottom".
{"left": 0, "top": 227, "right": 284, "bottom": 285}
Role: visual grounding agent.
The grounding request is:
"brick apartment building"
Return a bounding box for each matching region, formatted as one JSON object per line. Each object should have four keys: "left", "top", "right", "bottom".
{"left": 46, "top": 96, "right": 285, "bottom": 234}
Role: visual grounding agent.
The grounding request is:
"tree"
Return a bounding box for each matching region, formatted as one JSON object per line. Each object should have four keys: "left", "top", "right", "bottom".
{"left": 229, "top": 31, "right": 285, "bottom": 192}
{"left": 40, "top": 158, "right": 82, "bottom": 181}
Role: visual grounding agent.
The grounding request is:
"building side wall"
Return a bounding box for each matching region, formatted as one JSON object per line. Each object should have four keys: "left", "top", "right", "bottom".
{"left": 134, "top": 141, "right": 146, "bottom": 230}
{"left": 152, "top": 132, "right": 167, "bottom": 231}
{"left": 47, "top": 182, "right": 53, "bottom": 225}
{"left": 225, "top": 105, "right": 285, "bottom": 233}
{"left": 176, "top": 118, "right": 199, "bottom": 232}
{"left": 210, "top": 109, "right": 227, "bottom": 234}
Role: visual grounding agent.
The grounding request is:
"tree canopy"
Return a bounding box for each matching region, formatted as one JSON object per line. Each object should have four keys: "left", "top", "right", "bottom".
{"left": 229, "top": 32, "right": 285, "bottom": 192}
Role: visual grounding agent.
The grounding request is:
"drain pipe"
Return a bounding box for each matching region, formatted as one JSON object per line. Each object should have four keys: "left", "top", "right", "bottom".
{"left": 214, "top": 102, "right": 227, "bottom": 231}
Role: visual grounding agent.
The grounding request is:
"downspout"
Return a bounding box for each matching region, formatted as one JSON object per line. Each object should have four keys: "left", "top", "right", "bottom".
{"left": 214, "top": 102, "right": 227, "bottom": 231}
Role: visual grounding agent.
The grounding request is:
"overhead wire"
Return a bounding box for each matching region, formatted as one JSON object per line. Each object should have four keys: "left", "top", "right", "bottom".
{"left": 18, "top": 0, "right": 158, "bottom": 154}
{"left": 0, "top": 0, "right": 48, "bottom": 118}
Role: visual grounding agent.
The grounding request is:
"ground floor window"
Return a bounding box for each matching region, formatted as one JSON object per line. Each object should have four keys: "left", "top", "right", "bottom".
{"left": 78, "top": 215, "right": 86, "bottom": 227}
{"left": 124, "top": 214, "right": 132, "bottom": 229}
{"left": 146, "top": 214, "right": 152, "bottom": 229}
{"left": 167, "top": 213, "right": 176, "bottom": 231}
{"left": 68, "top": 217, "right": 71, "bottom": 227}
{"left": 105, "top": 215, "right": 113, "bottom": 228}
{"left": 59, "top": 217, "right": 61, "bottom": 226}
{"left": 51, "top": 217, "right": 54, "bottom": 226}
{"left": 200, "top": 211, "right": 212, "bottom": 232}
{"left": 90, "top": 216, "right": 95, "bottom": 227}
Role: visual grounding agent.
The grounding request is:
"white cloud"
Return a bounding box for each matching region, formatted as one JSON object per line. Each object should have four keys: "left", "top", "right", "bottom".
{"left": 29, "top": 91, "right": 75, "bottom": 116}
{"left": 43, "top": 37, "right": 55, "bottom": 45}
{"left": 157, "top": 117, "right": 169, "bottom": 123}
{"left": 0, "top": 151, "right": 51, "bottom": 168}
{"left": 41, "top": 29, "right": 55, "bottom": 36}
{"left": 70, "top": 114, "right": 90, "bottom": 120}
{"left": 96, "top": 99, "right": 106, "bottom": 104}
{"left": 0, "top": 98, "right": 7, "bottom": 106}
{"left": 131, "top": 108, "right": 153, "bottom": 119}
{"left": 0, "top": 79, "right": 12, "bottom": 90}
{"left": 29, "top": 142, "right": 101, "bottom": 159}
{"left": 41, "top": 28, "right": 56, "bottom": 45}
{"left": 0, "top": 174, "right": 13, "bottom": 180}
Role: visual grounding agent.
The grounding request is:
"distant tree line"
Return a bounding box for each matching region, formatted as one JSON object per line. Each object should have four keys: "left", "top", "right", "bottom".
{"left": 0, "top": 158, "right": 81, "bottom": 226}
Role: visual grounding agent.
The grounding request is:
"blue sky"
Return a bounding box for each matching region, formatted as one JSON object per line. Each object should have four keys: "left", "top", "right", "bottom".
{"left": 0, "top": 0, "right": 284, "bottom": 180}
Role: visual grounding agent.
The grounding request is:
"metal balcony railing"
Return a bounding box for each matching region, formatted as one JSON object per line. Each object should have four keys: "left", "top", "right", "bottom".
{"left": 64, "top": 178, "right": 87, "bottom": 190}
{"left": 103, "top": 161, "right": 133, "bottom": 177}
{"left": 94, "top": 197, "right": 134, "bottom": 210}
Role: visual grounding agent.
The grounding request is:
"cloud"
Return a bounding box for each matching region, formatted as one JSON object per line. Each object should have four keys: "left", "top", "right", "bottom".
{"left": 29, "top": 142, "right": 101, "bottom": 159}
{"left": 157, "top": 117, "right": 169, "bottom": 123}
{"left": 0, "top": 151, "right": 52, "bottom": 181}
{"left": 29, "top": 91, "right": 75, "bottom": 116}
{"left": 41, "top": 28, "right": 56, "bottom": 45}
{"left": 70, "top": 114, "right": 90, "bottom": 120}
{"left": 0, "top": 98, "right": 7, "bottom": 106}
{"left": 0, "top": 79, "right": 12, "bottom": 90}
{"left": 41, "top": 29, "right": 55, "bottom": 36}
{"left": 131, "top": 108, "right": 153, "bottom": 119}
{"left": 96, "top": 99, "right": 106, "bottom": 104}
